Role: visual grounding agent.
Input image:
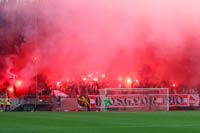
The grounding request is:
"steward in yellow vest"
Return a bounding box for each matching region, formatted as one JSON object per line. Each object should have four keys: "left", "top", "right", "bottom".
{"left": 5, "top": 98, "right": 11, "bottom": 112}
{"left": 0, "top": 98, "right": 4, "bottom": 111}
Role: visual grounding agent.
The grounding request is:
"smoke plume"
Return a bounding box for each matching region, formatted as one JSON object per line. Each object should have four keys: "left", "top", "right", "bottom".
{"left": 1, "top": 0, "right": 200, "bottom": 88}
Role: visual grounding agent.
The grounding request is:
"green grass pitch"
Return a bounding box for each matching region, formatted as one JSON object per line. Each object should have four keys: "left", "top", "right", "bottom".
{"left": 0, "top": 111, "right": 200, "bottom": 133}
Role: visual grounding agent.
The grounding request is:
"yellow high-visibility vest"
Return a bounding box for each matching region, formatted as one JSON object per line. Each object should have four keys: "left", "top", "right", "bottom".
{"left": 0, "top": 99, "right": 4, "bottom": 104}
{"left": 6, "top": 98, "right": 10, "bottom": 105}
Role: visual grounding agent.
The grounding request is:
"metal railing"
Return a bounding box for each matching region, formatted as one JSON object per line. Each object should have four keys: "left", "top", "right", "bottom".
{"left": 9, "top": 95, "right": 55, "bottom": 111}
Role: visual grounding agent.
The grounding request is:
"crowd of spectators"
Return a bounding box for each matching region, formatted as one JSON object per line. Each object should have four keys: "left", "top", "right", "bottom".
{"left": 43, "top": 76, "right": 200, "bottom": 97}
{"left": 1, "top": 73, "right": 200, "bottom": 98}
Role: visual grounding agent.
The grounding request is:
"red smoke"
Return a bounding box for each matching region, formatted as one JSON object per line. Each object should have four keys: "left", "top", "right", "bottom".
{"left": 1, "top": 0, "right": 200, "bottom": 91}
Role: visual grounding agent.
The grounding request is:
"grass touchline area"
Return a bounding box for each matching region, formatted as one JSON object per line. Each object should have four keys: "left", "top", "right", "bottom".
{"left": 0, "top": 111, "right": 200, "bottom": 133}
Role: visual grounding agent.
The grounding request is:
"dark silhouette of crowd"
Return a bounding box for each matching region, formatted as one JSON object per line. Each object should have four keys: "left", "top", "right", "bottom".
{"left": 43, "top": 77, "right": 200, "bottom": 98}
